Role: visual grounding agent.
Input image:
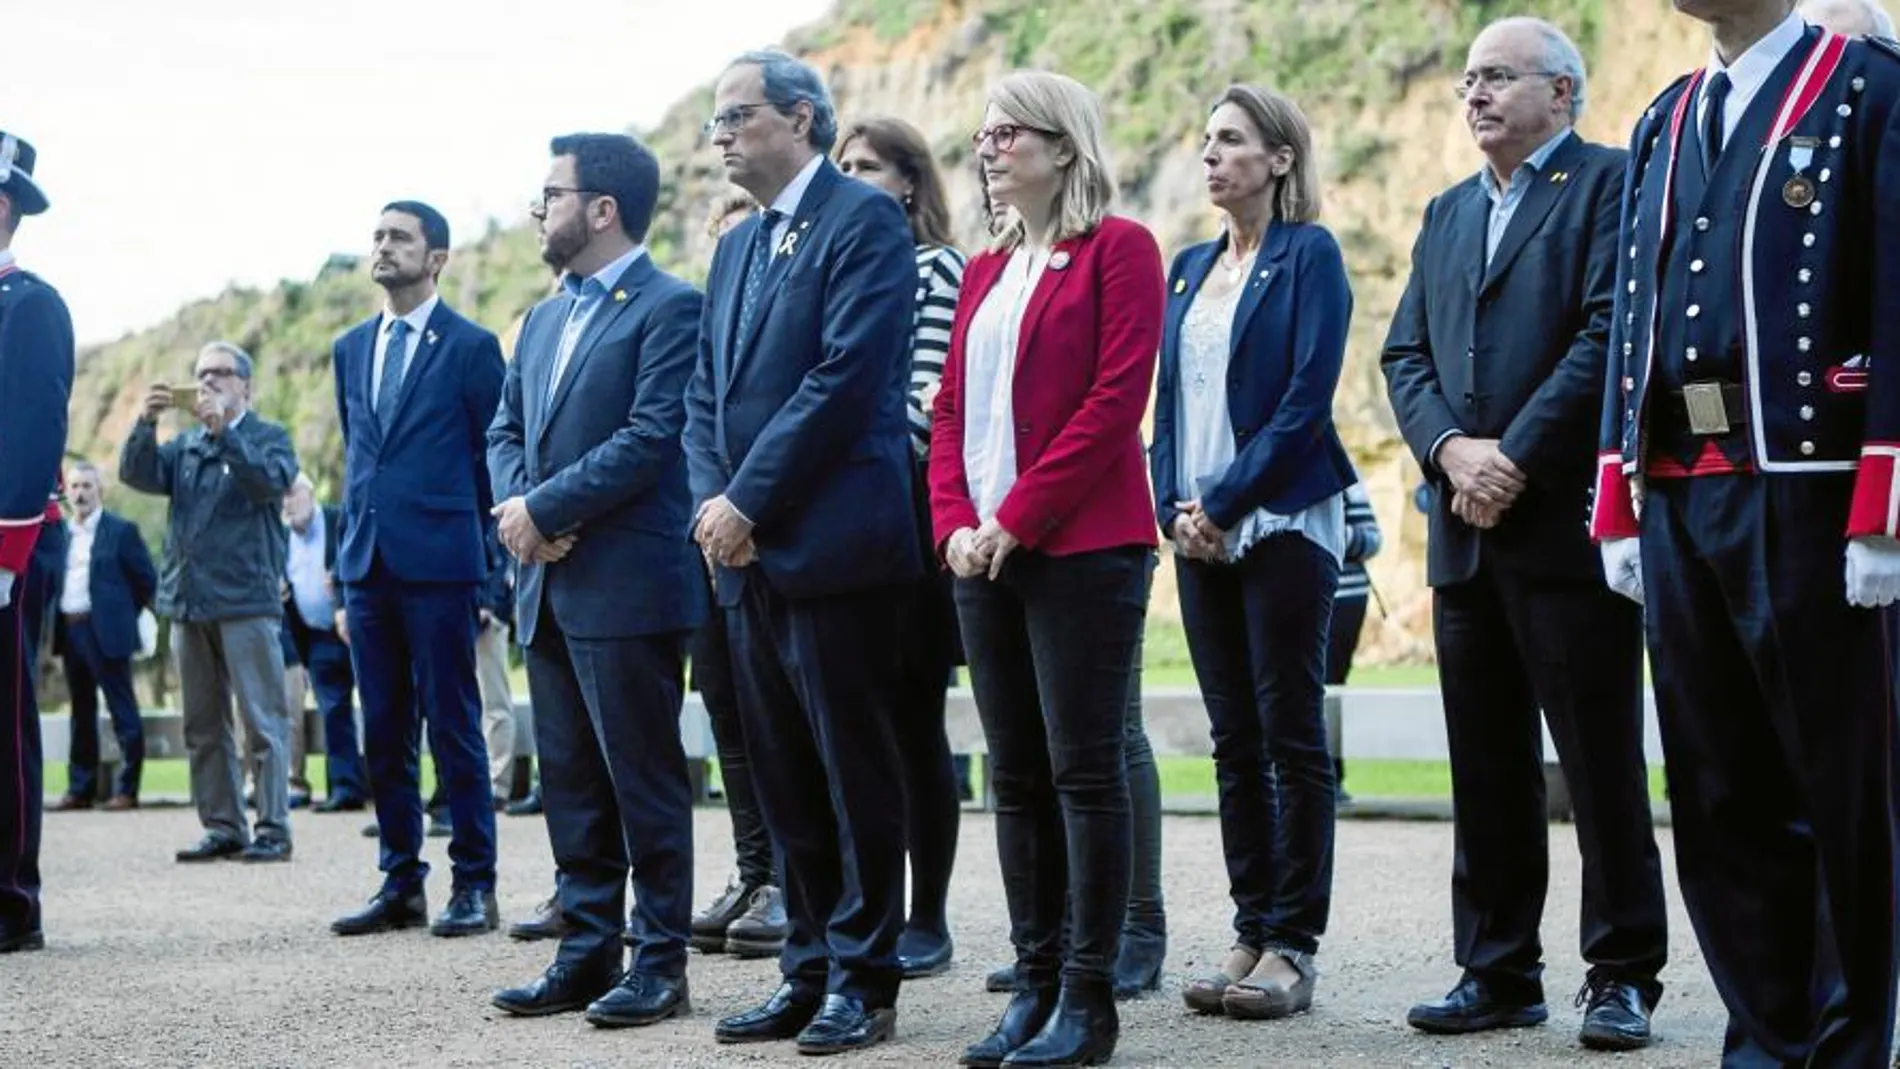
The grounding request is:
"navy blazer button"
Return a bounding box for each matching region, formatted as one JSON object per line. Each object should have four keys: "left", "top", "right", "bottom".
{"left": 1694, "top": 216, "right": 1711, "bottom": 231}
{"left": 1820, "top": 168, "right": 1831, "bottom": 183}
{"left": 1799, "top": 337, "right": 1813, "bottom": 352}
{"left": 1803, "top": 232, "right": 1816, "bottom": 247}
{"left": 1830, "top": 134, "right": 1842, "bottom": 148}
{"left": 1800, "top": 406, "right": 1815, "bottom": 421}
{"left": 1798, "top": 370, "right": 1814, "bottom": 386}
{"left": 1686, "top": 346, "right": 1699, "bottom": 362}
{"left": 1798, "top": 268, "right": 1812, "bottom": 283}
{"left": 1690, "top": 259, "right": 1705, "bottom": 273}
{"left": 1800, "top": 441, "right": 1816, "bottom": 456}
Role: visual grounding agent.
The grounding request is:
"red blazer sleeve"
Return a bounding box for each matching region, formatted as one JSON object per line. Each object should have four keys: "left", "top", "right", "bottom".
{"left": 995, "top": 222, "right": 1164, "bottom": 549}
{"left": 928, "top": 253, "right": 990, "bottom": 555}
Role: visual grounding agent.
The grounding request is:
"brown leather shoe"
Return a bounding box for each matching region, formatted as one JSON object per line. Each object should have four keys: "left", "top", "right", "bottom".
{"left": 50, "top": 794, "right": 93, "bottom": 812}
{"left": 1183, "top": 944, "right": 1261, "bottom": 1015}
{"left": 102, "top": 796, "right": 138, "bottom": 811}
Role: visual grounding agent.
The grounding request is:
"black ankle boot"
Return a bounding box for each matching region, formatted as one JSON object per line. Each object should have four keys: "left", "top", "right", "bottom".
{"left": 961, "top": 985, "right": 1058, "bottom": 1067}
{"left": 1111, "top": 929, "right": 1165, "bottom": 1000}
{"left": 1001, "top": 978, "right": 1118, "bottom": 1067}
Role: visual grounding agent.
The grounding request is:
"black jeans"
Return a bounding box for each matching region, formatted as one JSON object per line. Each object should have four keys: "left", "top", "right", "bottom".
{"left": 956, "top": 547, "right": 1151, "bottom": 985}
{"left": 62, "top": 618, "right": 144, "bottom": 800}
{"left": 895, "top": 565, "right": 960, "bottom": 943}
{"left": 1122, "top": 596, "right": 1164, "bottom": 940}
{"left": 1177, "top": 533, "right": 1338, "bottom": 955}
{"left": 692, "top": 597, "right": 774, "bottom": 890}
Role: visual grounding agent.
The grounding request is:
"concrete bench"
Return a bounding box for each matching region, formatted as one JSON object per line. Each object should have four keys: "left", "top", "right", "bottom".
{"left": 44, "top": 686, "right": 1660, "bottom": 819}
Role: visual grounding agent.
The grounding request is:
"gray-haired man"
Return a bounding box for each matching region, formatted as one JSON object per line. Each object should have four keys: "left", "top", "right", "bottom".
{"left": 121, "top": 341, "right": 299, "bottom": 863}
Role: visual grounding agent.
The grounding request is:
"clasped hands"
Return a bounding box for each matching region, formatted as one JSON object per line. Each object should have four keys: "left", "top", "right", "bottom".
{"left": 946, "top": 518, "right": 1022, "bottom": 580}
{"left": 693, "top": 495, "right": 758, "bottom": 569}
{"left": 1437, "top": 436, "right": 1526, "bottom": 530}
{"left": 1170, "top": 500, "right": 1227, "bottom": 562}
{"left": 491, "top": 496, "right": 577, "bottom": 564}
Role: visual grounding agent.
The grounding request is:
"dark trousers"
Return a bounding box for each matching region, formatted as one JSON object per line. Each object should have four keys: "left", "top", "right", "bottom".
{"left": 1177, "top": 534, "right": 1338, "bottom": 954}
{"left": 62, "top": 617, "right": 144, "bottom": 800}
{"left": 1123, "top": 626, "right": 1165, "bottom": 939}
{"left": 895, "top": 566, "right": 960, "bottom": 944}
{"left": 303, "top": 629, "right": 366, "bottom": 803}
{"left": 1324, "top": 594, "right": 1368, "bottom": 686}
{"left": 955, "top": 547, "right": 1149, "bottom": 985}
{"left": 727, "top": 578, "right": 909, "bottom": 1006}
{"left": 1434, "top": 555, "right": 1665, "bottom": 1005}
{"left": 526, "top": 603, "right": 693, "bottom": 977}
{"left": 0, "top": 530, "right": 59, "bottom": 938}
{"left": 1643, "top": 475, "right": 1897, "bottom": 1066}
{"left": 344, "top": 559, "right": 496, "bottom": 892}
{"left": 692, "top": 597, "right": 774, "bottom": 890}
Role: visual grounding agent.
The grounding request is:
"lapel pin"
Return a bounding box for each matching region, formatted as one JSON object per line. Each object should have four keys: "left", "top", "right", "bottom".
{"left": 1259, "top": 268, "right": 1271, "bottom": 279}
{"left": 613, "top": 289, "right": 628, "bottom": 302}
{"left": 425, "top": 329, "right": 438, "bottom": 345}
{"left": 778, "top": 231, "right": 800, "bottom": 257}
{"left": 1050, "top": 251, "right": 1071, "bottom": 270}
{"left": 1172, "top": 279, "right": 1187, "bottom": 294}
{"left": 1550, "top": 171, "right": 1569, "bottom": 183}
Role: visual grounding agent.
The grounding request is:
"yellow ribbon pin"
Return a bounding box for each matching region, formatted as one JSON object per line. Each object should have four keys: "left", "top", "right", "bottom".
{"left": 613, "top": 289, "right": 628, "bottom": 302}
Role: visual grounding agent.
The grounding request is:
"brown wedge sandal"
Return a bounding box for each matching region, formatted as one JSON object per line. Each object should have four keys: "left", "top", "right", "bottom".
{"left": 1222, "top": 946, "right": 1318, "bottom": 1020}
{"left": 1182, "top": 944, "right": 1261, "bottom": 1015}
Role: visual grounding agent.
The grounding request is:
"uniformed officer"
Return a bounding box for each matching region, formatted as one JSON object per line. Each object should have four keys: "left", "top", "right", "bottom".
{"left": 1593, "top": 4, "right": 1900, "bottom": 1063}
{"left": 0, "top": 130, "right": 77, "bottom": 955}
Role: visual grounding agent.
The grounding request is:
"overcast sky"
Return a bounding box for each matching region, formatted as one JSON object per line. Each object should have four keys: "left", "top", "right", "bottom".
{"left": 10, "top": 0, "right": 837, "bottom": 344}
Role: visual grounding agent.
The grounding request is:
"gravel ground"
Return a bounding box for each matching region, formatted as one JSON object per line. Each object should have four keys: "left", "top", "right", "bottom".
{"left": 1, "top": 807, "right": 1728, "bottom": 1067}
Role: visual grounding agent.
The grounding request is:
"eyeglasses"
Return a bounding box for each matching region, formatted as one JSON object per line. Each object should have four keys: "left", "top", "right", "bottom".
{"left": 196, "top": 367, "right": 242, "bottom": 382}
{"left": 704, "top": 102, "right": 773, "bottom": 136}
{"left": 971, "top": 123, "right": 1060, "bottom": 152}
{"left": 530, "top": 186, "right": 601, "bottom": 213}
{"left": 1453, "top": 66, "right": 1561, "bottom": 98}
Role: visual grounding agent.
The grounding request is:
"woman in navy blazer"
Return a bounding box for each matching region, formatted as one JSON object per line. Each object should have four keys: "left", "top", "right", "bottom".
{"left": 1151, "top": 85, "right": 1355, "bottom": 1023}
{"left": 930, "top": 70, "right": 1163, "bottom": 1068}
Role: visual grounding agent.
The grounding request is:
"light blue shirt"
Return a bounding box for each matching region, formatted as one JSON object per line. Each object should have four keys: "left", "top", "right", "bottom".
{"left": 1479, "top": 127, "right": 1574, "bottom": 267}
{"left": 372, "top": 294, "right": 438, "bottom": 408}
{"left": 286, "top": 510, "right": 333, "bottom": 630}
{"left": 764, "top": 154, "right": 826, "bottom": 252}
{"left": 549, "top": 244, "right": 647, "bottom": 393}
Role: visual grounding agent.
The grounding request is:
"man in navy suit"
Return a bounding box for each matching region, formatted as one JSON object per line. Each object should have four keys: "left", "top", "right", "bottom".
{"left": 50, "top": 462, "right": 156, "bottom": 810}
{"left": 684, "top": 51, "right": 921, "bottom": 1055}
{"left": 0, "top": 129, "right": 74, "bottom": 954}
{"left": 487, "top": 132, "right": 704, "bottom": 1029}
{"left": 329, "top": 200, "right": 506, "bottom": 939}
{"left": 1383, "top": 19, "right": 1667, "bottom": 1050}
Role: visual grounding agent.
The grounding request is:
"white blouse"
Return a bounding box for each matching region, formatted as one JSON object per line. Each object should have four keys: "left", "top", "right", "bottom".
{"left": 962, "top": 247, "right": 1048, "bottom": 523}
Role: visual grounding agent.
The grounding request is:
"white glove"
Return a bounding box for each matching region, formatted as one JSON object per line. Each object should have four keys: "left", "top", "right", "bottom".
{"left": 1599, "top": 538, "right": 1644, "bottom": 606}
{"left": 1844, "top": 537, "right": 1900, "bottom": 608}
{"left": 0, "top": 569, "right": 13, "bottom": 611}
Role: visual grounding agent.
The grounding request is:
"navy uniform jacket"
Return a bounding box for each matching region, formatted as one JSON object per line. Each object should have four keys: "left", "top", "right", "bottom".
{"left": 487, "top": 254, "right": 706, "bottom": 644}
{"left": 683, "top": 159, "right": 922, "bottom": 606}
{"left": 1385, "top": 131, "right": 1628, "bottom": 586}
{"left": 52, "top": 511, "right": 157, "bottom": 660}
{"left": 332, "top": 300, "right": 504, "bottom": 586}
{"left": 0, "top": 263, "right": 73, "bottom": 577}
{"left": 1593, "top": 29, "right": 1900, "bottom": 539}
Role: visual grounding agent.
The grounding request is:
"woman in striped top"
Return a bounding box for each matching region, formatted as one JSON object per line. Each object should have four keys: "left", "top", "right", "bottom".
{"left": 836, "top": 117, "right": 967, "bottom": 981}
{"left": 1326, "top": 480, "right": 1383, "bottom": 803}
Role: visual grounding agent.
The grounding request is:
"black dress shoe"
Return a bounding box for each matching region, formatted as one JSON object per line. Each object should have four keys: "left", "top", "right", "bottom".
{"left": 508, "top": 896, "right": 572, "bottom": 941}
{"left": 426, "top": 813, "right": 452, "bottom": 839}
{"left": 586, "top": 972, "right": 691, "bottom": 1028}
{"left": 175, "top": 835, "right": 246, "bottom": 863}
{"left": 288, "top": 790, "right": 312, "bottom": 810}
{"left": 332, "top": 889, "right": 429, "bottom": 936}
{"left": 986, "top": 962, "right": 1020, "bottom": 993}
{"left": 238, "top": 838, "right": 293, "bottom": 863}
{"left": 691, "top": 874, "right": 757, "bottom": 952}
{"left": 724, "top": 886, "right": 787, "bottom": 958}
{"left": 313, "top": 796, "right": 366, "bottom": 813}
{"left": 1406, "top": 976, "right": 1548, "bottom": 1034}
{"left": 1001, "top": 978, "right": 1117, "bottom": 1067}
{"left": 50, "top": 794, "right": 92, "bottom": 811}
{"left": 1111, "top": 929, "right": 1165, "bottom": 1000}
{"left": 492, "top": 964, "right": 619, "bottom": 1017}
{"left": 1576, "top": 978, "right": 1653, "bottom": 1051}
{"left": 900, "top": 935, "right": 955, "bottom": 979}
{"left": 360, "top": 821, "right": 379, "bottom": 838}
{"left": 431, "top": 887, "right": 499, "bottom": 937}
{"left": 963, "top": 985, "right": 1058, "bottom": 1067}
{"left": 505, "top": 791, "right": 543, "bottom": 817}
{"left": 0, "top": 928, "right": 45, "bottom": 954}
{"left": 715, "top": 982, "right": 823, "bottom": 1044}
{"left": 796, "top": 994, "right": 897, "bottom": 1055}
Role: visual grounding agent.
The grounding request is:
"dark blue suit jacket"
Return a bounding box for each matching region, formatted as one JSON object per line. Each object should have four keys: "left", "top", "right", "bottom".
{"left": 332, "top": 300, "right": 504, "bottom": 586}
{"left": 683, "top": 159, "right": 921, "bottom": 605}
{"left": 487, "top": 254, "right": 706, "bottom": 644}
{"left": 0, "top": 266, "right": 72, "bottom": 577}
{"left": 53, "top": 510, "right": 156, "bottom": 661}
{"left": 1152, "top": 222, "right": 1356, "bottom": 537}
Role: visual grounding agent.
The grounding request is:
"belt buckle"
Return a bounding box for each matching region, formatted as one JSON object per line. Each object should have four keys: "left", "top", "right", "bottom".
{"left": 1682, "top": 382, "right": 1730, "bottom": 436}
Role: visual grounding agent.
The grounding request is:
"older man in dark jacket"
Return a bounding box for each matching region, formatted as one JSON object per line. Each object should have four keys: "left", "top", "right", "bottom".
{"left": 121, "top": 341, "right": 299, "bottom": 864}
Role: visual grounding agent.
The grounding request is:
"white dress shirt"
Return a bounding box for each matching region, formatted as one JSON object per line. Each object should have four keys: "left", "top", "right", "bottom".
{"left": 371, "top": 293, "right": 440, "bottom": 409}
{"left": 285, "top": 510, "right": 334, "bottom": 630}
{"left": 1698, "top": 11, "right": 1808, "bottom": 144}
{"left": 963, "top": 247, "right": 1050, "bottom": 523}
{"left": 59, "top": 509, "right": 100, "bottom": 614}
{"left": 764, "top": 154, "right": 826, "bottom": 252}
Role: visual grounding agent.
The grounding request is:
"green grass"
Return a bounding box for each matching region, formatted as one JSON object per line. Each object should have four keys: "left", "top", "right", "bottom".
{"left": 46, "top": 757, "right": 1669, "bottom": 805}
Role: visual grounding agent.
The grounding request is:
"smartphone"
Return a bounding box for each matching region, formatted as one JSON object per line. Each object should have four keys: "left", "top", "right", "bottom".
{"left": 169, "top": 384, "right": 199, "bottom": 411}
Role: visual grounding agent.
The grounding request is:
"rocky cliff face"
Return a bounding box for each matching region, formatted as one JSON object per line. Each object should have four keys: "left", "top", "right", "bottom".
{"left": 64, "top": 0, "right": 1705, "bottom": 664}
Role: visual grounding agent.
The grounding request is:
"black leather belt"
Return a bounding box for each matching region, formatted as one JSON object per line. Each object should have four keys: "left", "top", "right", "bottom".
{"left": 1660, "top": 381, "right": 1745, "bottom": 437}
{"left": 63, "top": 612, "right": 90, "bottom": 625}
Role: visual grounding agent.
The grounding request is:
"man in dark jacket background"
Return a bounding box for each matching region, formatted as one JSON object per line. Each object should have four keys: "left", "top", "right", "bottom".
{"left": 281, "top": 473, "right": 366, "bottom": 811}
{"left": 121, "top": 340, "right": 299, "bottom": 864}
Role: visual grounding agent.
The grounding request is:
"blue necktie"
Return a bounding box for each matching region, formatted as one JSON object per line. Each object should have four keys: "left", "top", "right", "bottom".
{"left": 1702, "top": 71, "right": 1731, "bottom": 175}
{"left": 377, "top": 318, "right": 410, "bottom": 431}
{"left": 734, "top": 209, "right": 783, "bottom": 351}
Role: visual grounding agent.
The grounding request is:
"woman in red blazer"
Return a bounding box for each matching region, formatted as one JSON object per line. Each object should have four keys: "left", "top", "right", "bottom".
{"left": 929, "top": 70, "right": 1163, "bottom": 1068}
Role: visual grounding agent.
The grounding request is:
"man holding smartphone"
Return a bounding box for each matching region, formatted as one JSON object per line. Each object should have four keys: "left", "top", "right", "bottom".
{"left": 121, "top": 342, "right": 300, "bottom": 864}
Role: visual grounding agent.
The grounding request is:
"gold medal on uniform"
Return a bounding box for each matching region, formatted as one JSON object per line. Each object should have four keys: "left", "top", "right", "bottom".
{"left": 1783, "top": 137, "right": 1818, "bottom": 208}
